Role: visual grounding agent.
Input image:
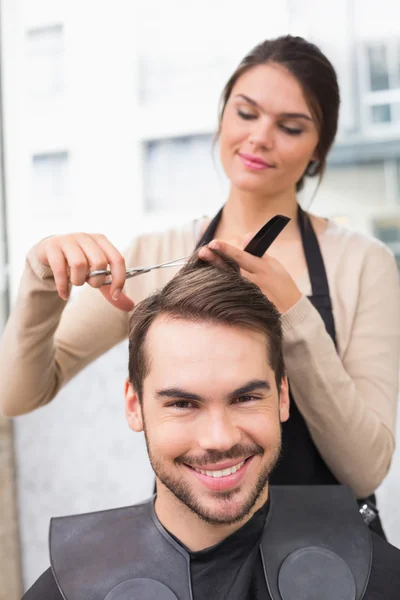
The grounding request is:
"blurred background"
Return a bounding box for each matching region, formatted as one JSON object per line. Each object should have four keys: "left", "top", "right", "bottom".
{"left": 1, "top": 0, "right": 400, "bottom": 595}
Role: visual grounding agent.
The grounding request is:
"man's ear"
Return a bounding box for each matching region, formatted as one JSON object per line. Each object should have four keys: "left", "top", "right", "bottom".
{"left": 125, "top": 378, "right": 144, "bottom": 432}
{"left": 279, "top": 376, "right": 290, "bottom": 423}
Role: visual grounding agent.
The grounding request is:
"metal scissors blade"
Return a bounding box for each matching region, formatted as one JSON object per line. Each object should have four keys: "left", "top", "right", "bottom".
{"left": 243, "top": 214, "right": 290, "bottom": 257}
{"left": 87, "top": 257, "right": 188, "bottom": 285}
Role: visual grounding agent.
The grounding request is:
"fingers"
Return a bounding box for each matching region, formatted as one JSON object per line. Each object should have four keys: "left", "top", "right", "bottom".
{"left": 89, "top": 234, "right": 126, "bottom": 300}
{"left": 197, "top": 246, "right": 228, "bottom": 269}
{"left": 100, "top": 287, "right": 134, "bottom": 312}
{"left": 72, "top": 234, "right": 109, "bottom": 288}
{"left": 37, "top": 232, "right": 128, "bottom": 304}
{"left": 59, "top": 236, "right": 99, "bottom": 288}
{"left": 199, "top": 239, "right": 260, "bottom": 273}
{"left": 46, "top": 244, "right": 71, "bottom": 301}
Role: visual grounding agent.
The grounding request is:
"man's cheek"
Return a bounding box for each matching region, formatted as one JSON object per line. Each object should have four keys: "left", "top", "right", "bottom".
{"left": 151, "top": 425, "right": 192, "bottom": 457}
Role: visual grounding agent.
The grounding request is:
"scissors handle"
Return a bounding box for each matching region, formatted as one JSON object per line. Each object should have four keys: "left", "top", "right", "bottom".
{"left": 243, "top": 215, "right": 290, "bottom": 257}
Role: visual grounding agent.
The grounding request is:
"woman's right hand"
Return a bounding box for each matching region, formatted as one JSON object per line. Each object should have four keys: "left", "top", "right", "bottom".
{"left": 36, "top": 233, "right": 134, "bottom": 312}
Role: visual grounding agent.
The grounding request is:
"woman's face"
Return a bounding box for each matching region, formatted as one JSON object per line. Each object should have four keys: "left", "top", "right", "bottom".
{"left": 219, "top": 63, "right": 320, "bottom": 197}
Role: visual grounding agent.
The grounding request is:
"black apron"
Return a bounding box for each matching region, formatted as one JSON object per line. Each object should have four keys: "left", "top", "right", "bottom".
{"left": 195, "top": 204, "right": 385, "bottom": 538}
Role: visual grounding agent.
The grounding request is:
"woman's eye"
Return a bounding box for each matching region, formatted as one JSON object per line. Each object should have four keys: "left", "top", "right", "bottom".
{"left": 238, "top": 110, "right": 257, "bottom": 121}
{"left": 280, "top": 125, "right": 302, "bottom": 135}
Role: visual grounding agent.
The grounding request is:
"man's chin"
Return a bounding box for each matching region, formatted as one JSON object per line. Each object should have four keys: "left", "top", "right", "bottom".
{"left": 191, "top": 494, "right": 256, "bottom": 526}
{"left": 163, "top": 476, "right": 268, "bottom": 526}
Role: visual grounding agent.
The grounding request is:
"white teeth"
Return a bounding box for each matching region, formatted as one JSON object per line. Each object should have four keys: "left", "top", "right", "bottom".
{"left": 194, "top": 460, "right": 245, "bottom": 478}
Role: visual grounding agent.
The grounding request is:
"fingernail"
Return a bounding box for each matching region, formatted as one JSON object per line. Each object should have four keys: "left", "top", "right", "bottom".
{"left": 208, "top": 240, "right": 218, "bottom": 249}
{"left": 112, "top": 289, "right": 121, "bottom": 301}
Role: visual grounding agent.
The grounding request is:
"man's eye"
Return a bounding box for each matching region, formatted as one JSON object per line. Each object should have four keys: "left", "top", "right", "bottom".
{"left": 238, "top": 110, "right": 257, "bottom": 120}
{"left": 235, "top": 395, "right": 259, "bottom": 404}
{"left": 169, "top": 401, "right": 195, "bottom": 409}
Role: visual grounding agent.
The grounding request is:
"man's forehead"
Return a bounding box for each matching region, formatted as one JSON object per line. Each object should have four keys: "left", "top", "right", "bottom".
{"left": 145, "top": 316, "right": 271, "bottom": 377}
{"left": 148, "top": 315, "right": 267, "bottom": 349}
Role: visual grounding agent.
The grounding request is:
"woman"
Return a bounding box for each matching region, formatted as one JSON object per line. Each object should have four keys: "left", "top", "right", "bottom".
{"left": 1, "top": 36, "right": 399, "bottom": 535}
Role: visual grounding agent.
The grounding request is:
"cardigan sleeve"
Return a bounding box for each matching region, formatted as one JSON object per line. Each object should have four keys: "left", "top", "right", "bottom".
{"left": 0, "top": 239, "right": 140, "bottom": 417}
{"left": 281, "top": 243, "right": 400, "bottom": 498}
{"left": 0, "top": 219, "right": 201, "bottom": 418}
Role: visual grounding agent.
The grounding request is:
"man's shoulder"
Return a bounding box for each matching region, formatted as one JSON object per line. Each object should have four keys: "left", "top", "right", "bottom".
{"left": 367, "top": 532, "right": 400, "bottom": 598}
{"left": 24, "top": 501, "right": 154, "bottom": 599}
{"left": 23, "top": 568, "right": 62, "bottom": 600}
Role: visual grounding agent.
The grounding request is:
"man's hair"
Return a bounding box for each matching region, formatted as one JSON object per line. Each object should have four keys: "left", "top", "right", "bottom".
{"left": 128, "top": 251, "right": 285, "bottom": 400}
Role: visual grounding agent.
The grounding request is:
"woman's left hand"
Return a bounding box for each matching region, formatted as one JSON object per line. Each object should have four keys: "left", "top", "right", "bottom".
{"left": 198, "top": 239, "right": 302, "bottom": 314}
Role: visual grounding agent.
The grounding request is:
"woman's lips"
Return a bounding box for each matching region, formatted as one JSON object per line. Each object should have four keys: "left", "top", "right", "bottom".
{"left": 238, "top": 153, "right": 273, "bottom": 171}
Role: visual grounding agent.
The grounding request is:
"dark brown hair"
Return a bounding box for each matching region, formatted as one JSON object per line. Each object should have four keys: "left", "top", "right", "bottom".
{"left": 128, "top": 252, "right": 285, "bottom": 400}
{"left": 219, "top": 35, "right": 340, "bottom": 191}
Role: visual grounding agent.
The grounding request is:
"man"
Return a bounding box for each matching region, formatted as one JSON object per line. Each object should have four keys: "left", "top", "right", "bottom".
{"left": 24, "top": 252, "right": 400, "bottom": 599}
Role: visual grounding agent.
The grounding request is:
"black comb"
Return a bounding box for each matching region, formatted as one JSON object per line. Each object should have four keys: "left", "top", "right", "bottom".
{"left": 243, "top": 215, "right": 290, "bottom": 258}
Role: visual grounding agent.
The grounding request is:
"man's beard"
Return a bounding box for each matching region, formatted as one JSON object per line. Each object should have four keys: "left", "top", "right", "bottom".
{"left": 144, "top": 425, "right": 282, "bottom": 527}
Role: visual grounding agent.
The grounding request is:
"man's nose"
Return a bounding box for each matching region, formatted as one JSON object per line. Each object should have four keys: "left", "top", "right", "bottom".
{"left": 196, "top": 409, "right": 241, "bottom": 452}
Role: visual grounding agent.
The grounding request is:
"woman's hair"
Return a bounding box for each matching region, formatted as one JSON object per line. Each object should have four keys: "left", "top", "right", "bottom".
{"left": 218, "top": 35, "right": 340, "bottom": 191}
{"left": 128, "top": 251, "right": 285, "bottom": 401}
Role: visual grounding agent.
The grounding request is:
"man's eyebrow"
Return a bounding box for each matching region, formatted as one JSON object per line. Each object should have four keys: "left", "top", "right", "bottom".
{"left": 235, "top": 94, "right": 313, "bottom": 121}
{"left": 228, "top": 379, "right": 271, "bottom": 400}
{"left": 155, "top": 380, "right": 271, "bottom": 403}
{"left": 155, "top": 388, "right": 203, "bottom": 402}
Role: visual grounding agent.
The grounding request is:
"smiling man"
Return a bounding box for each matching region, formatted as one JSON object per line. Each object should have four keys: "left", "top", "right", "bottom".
{"left": 24, "top": 252, "right": 400, "bottom": 600}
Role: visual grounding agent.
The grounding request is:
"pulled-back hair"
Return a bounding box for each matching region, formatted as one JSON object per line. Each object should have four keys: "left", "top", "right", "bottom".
{"left": 128, "top": 251, "right": 285, "bottom": 400}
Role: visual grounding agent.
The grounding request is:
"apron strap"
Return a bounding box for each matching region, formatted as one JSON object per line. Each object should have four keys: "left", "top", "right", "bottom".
{"left": 297, "top": 205, "right": 337, "bottom": 346}
{"left": 195, "top": 207, "right": 224, "bottom": 249}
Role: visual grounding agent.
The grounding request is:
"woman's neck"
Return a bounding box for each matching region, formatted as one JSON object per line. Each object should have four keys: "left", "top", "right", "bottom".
{"left": 216, "top": 187, "right": 300, "bottom": 242}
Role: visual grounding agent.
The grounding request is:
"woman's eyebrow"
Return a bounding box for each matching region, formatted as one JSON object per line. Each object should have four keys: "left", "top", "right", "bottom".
{"left": 280, "top": 112, "right": 313, "bottom": 121}
{"left": 235, "top": 93, "right": 260, "bottom": 108}
{"left": 234, "top": 94, "right": 312, "bottom": 121}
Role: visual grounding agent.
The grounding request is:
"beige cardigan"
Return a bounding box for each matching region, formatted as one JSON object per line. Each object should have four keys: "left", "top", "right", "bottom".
{"left": 0, "top": 217, "right": 399, "bottom": 498}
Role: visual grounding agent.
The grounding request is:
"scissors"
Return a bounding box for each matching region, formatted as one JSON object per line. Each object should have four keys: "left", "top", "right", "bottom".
{"left": 87, "top": 214, "right": 290, "bottom": 285}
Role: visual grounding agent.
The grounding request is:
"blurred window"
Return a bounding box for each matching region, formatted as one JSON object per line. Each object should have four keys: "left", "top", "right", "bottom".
{"left": 26, "top": 24, "right": 64, "bottom": 99}
{"left": 371, "top": 104, "right": 392, "bottom": 123}
{"left": 367, "top": 45, "right": 390, "bottom": 91}
{"left": 363, "top": 40, "right": 400, "bottom": 130}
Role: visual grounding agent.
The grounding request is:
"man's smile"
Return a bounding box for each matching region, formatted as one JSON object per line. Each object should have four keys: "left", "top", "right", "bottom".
{"left": 192, "top": 459, "right": 246, "bottom": 478}
{"left": 184, "top": 457, "right": 255, "bottom": 491}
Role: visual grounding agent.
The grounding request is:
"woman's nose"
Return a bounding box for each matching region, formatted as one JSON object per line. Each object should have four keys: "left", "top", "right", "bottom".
{"left": 249, "top": 122, "right": 274, "bottom": 151}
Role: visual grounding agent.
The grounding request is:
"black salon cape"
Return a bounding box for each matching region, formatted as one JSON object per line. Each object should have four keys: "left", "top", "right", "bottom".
{"left": 23, "top": 500, "right": 400, "bottom": 600}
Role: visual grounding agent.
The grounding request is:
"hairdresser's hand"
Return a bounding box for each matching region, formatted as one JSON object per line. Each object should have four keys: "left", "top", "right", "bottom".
{"left": 198, "top": 238, "right": 302, "bottom": 314}
{"left": 36, "top": 233, "right": 134, "bottom": 312}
